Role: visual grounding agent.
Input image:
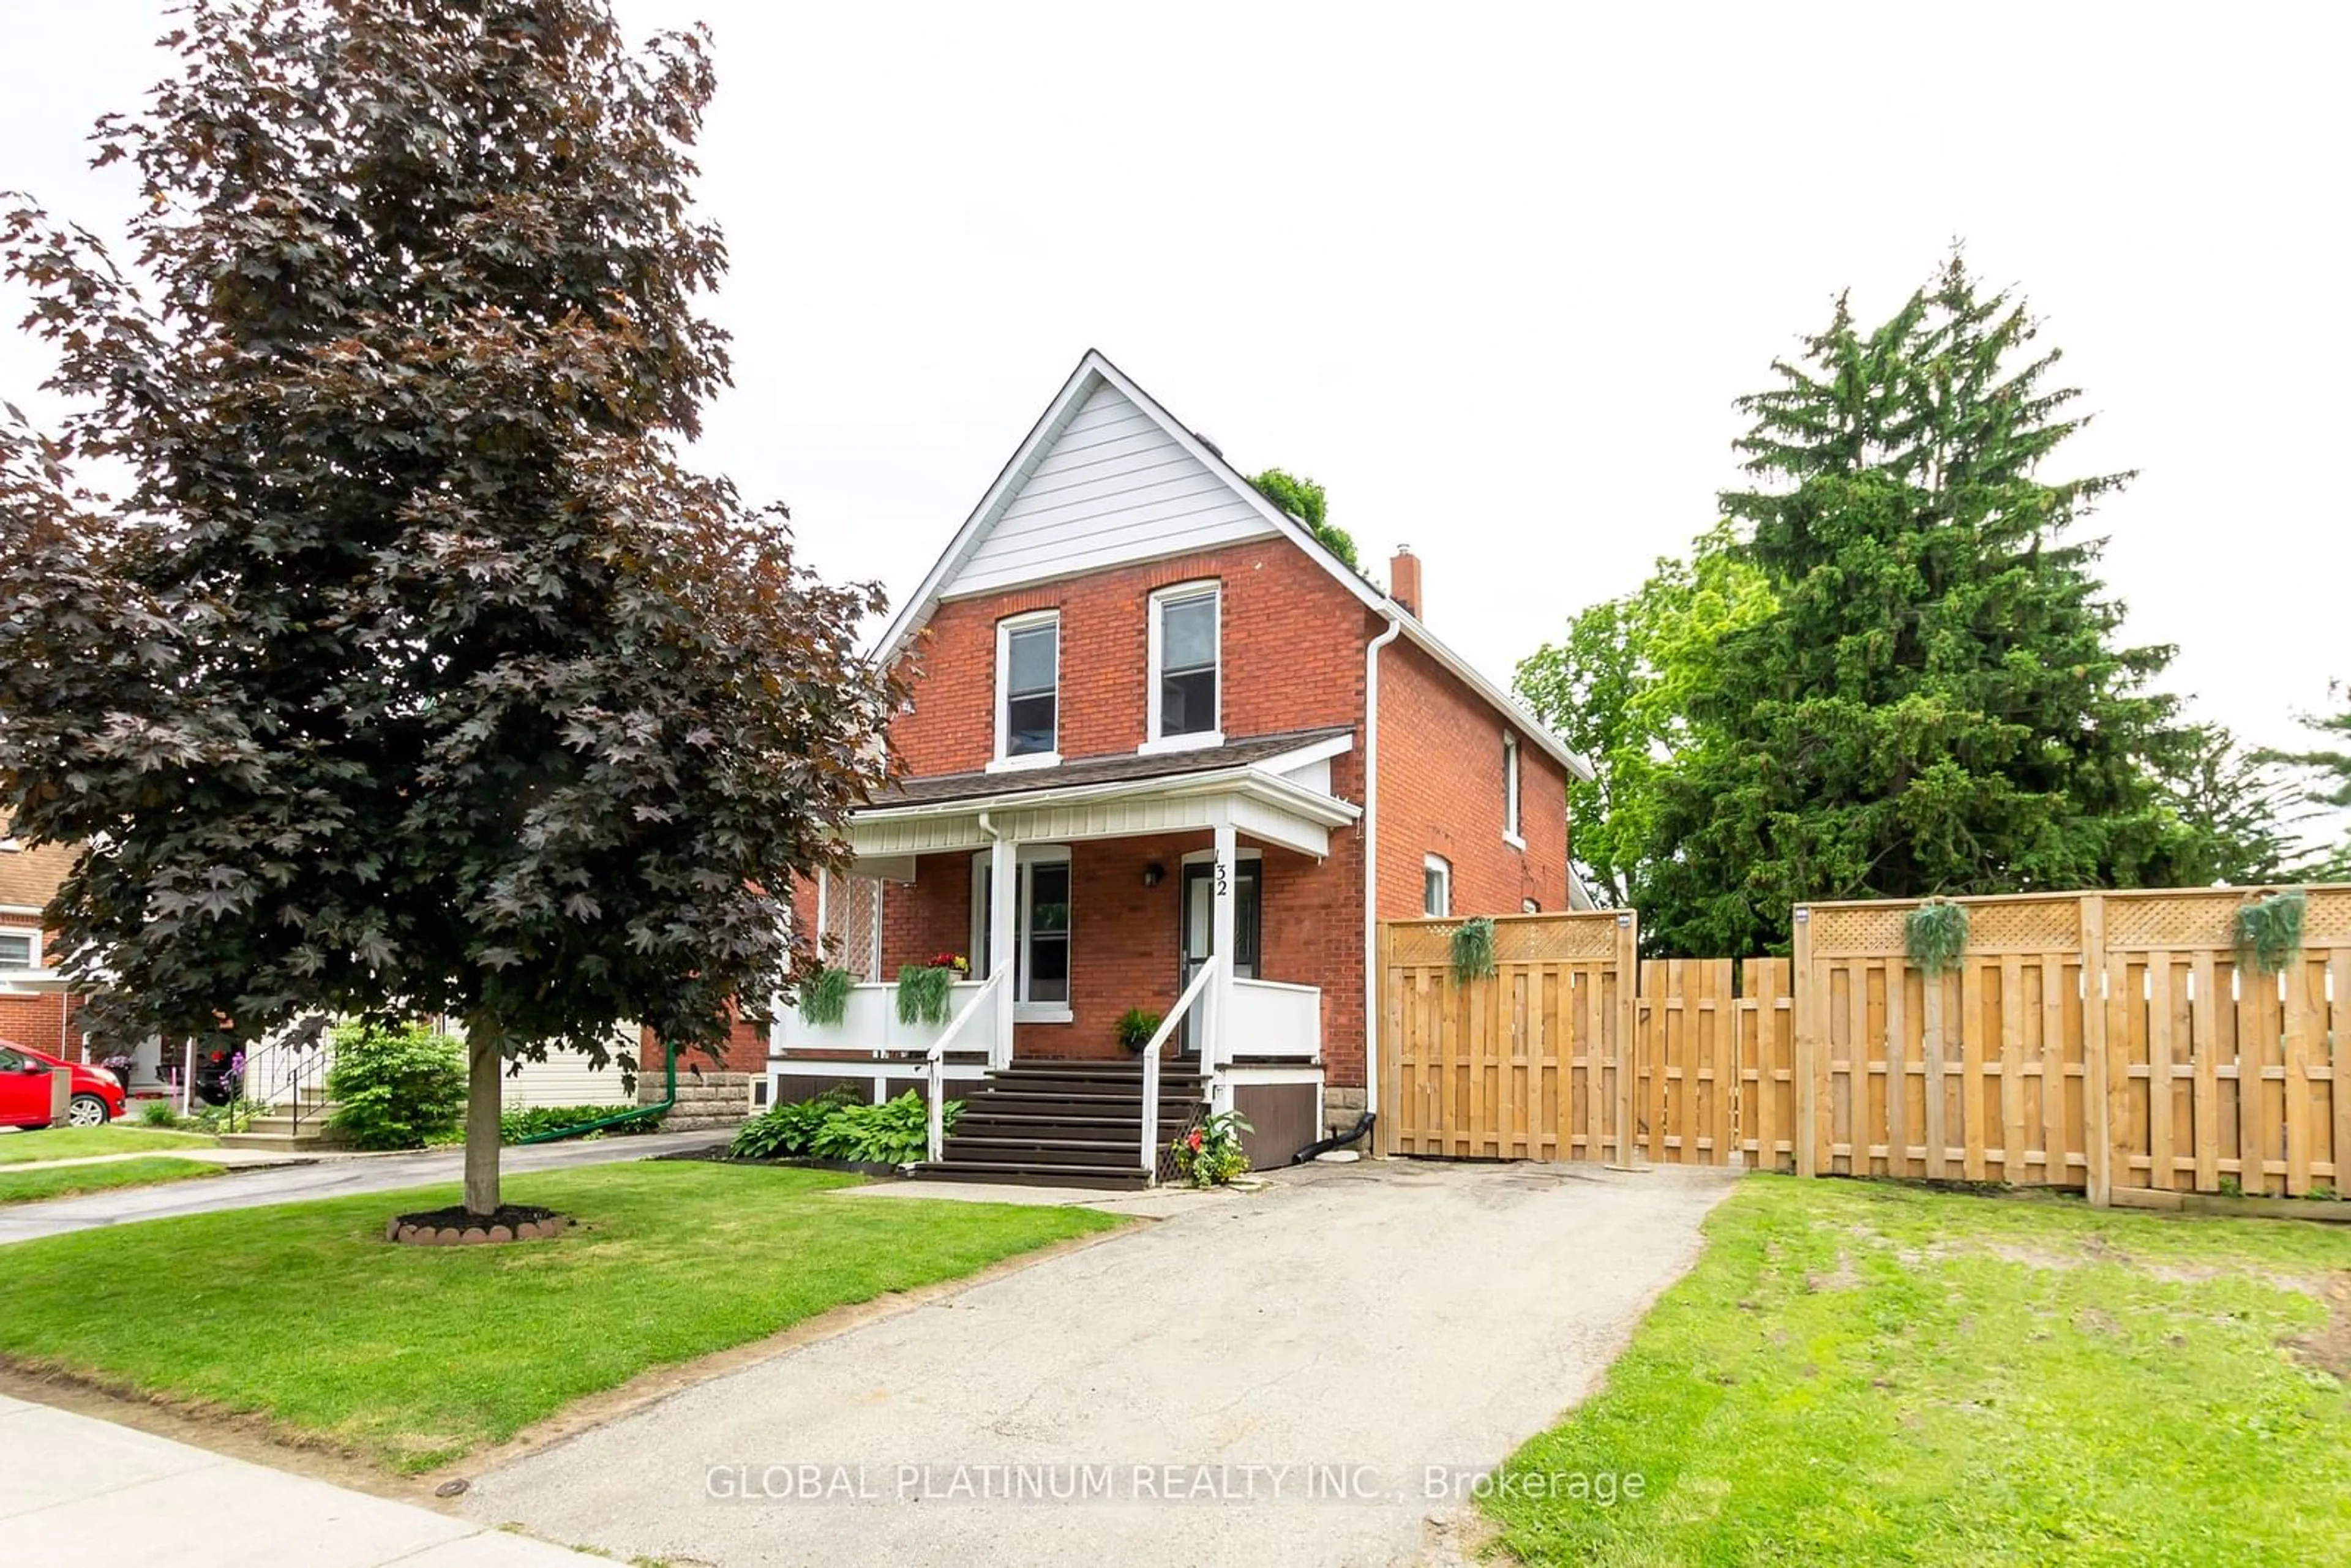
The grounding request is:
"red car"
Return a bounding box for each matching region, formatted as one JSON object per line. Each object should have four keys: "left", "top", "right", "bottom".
{"left": 0, "top": 1038, "right": 126, "bottom": 1130}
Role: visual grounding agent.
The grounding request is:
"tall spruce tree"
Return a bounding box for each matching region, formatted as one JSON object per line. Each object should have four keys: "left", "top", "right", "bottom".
{"left": 1641, "top": 254, "right": 2189, "bottom": 955}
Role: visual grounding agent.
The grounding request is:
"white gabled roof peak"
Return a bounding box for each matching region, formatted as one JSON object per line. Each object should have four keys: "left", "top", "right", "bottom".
{"left": 878, "top": 351, "right": 1589, "bottom": 781}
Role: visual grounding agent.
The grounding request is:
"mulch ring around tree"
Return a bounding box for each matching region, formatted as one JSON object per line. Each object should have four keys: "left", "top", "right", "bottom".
{"left": 385, "top": 1204, "right": 571, "bottom": 1247}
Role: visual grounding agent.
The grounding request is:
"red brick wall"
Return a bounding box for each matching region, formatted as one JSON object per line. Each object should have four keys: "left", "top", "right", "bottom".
{"left": 891, "top": 541, "right": 1371, "bottom": 775}
{"left": 0, "top": 912, "right": 83, "bottom": 1058}
{"left": 872, "top": 834, "right": 1363, "bottom": 1078}
{"left": 1376, "top": 637, "right": 1572, "bottom": 921}
{"left": 637, "top": 1011, "right": 767, "bottom": 1076}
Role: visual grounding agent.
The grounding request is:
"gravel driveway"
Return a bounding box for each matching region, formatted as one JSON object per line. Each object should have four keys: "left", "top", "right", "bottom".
{"left": 457, "top": 1158, "right": 1737, "bottom": 1568}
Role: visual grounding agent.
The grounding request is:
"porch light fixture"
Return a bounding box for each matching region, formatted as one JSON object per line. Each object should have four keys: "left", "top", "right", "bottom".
{"left": 1143, "top": 861, "right": 1165, "bottom": 888}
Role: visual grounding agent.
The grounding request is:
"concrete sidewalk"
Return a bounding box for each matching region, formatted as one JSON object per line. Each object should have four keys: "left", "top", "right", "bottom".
{"left": 0, "top": 1128, "right": 732, "bottom": 1245}
{"left": 0, "top": 1395, "right": 602, "bottom": 1567}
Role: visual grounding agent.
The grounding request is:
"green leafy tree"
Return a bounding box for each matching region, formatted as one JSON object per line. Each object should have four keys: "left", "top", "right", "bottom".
{"left": 1641, "top": 253, "right": 2193, "bottom": 955}
{"left": 1250, "top": 467, "right": 1359, "bottom": 569}
{"left": 2153, "top": 724, "right": 2308, "bottom": 887}
{"left": 2262, "top": 683, "right": 2351, "bottom": 878}
{"left": 1515, "top": 524, "right": 1775, "bottom": 909}
{"left": 0, "top": 0, "right": 894, "bottom": 1217}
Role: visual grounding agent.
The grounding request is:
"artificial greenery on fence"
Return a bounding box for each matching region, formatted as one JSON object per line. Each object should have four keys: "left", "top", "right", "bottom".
{"left": 2233, "top": 889, "right": 2306, "bottom": 976}
{"left": 895, "top": 964, "right": 954, "bottom": 1027}
{"left": 1903, "top": 899, "right": 1971, "bottom": 977}
{"left": 1450, "top": 917, "right": 1499, "bottom": 984}
{"left": 797, "top": 966, "right": 853, "bottom": 1027}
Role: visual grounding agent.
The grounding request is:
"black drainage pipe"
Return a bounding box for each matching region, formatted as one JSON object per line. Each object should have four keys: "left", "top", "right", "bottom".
{"left": 1291, "top": 1111, "right": 1375, "bottom": 1165}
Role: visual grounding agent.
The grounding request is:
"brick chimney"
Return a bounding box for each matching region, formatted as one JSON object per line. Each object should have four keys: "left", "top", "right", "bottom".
{"left": 1389, "top": 546, "right": 1422, "bottom": 618}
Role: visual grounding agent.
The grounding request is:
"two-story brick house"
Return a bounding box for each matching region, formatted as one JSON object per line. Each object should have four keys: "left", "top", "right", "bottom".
{"left": 769, "top": 351, "right": 1584, "bottom": 1179}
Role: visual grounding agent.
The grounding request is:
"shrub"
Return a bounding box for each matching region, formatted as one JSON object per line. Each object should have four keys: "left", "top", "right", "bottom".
{"left": 730, "top": 1086, "right": 859, "bottom": 1160}
{"left": 499, "top": 1104, "right": 663, "bottom": 1144}
{"left": 324, "top": 1021, "right": 467, "bottom": 1150}
{"left": 138, "top": 1100, "right": 182, "bottom": 1128}
{"left": 729, "top": 1087, "right": 959, "bottom": 1165}
{"left": 812, "top": 1090, "right": 958, "bottom": 1165}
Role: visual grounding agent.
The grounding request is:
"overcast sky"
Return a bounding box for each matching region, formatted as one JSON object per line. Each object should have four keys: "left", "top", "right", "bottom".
{"left": 4, "top": 1, "right": 2345, "bottom": 752}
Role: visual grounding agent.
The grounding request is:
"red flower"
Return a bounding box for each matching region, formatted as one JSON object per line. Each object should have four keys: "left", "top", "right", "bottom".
{"left": 1187, "top": 1130, "right": 1204, "bottom": 1150}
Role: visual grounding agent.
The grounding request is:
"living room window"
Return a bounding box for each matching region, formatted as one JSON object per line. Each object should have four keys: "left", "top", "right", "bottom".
{"left": 972, "top": 846, "right": 1074, "bottom": 1022}
{"left": 0, "top": 931, "right": 32, "bottom": 970}
{"left": 994, "top": 610, "right": 1060, "bottom": 767}
{"left": 1144, "top": 582, "right": 1221, "bottom": 751}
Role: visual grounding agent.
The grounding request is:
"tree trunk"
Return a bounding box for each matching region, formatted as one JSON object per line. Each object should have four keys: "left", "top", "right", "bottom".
{"left": 464, "top": 1025, "right": 503, "bottom": 1217}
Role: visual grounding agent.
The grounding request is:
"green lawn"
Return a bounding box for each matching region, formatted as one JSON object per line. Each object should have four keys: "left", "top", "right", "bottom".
{"left": 1486, "top": 1176, "right": 2351, "bottom": 1566}
{"left": 0, "top": 1155, "right": 223, "bottom": 1206}
{"left": 0, "top": 1125, "right": 220, "bottom": 1163}
{"left": 0, "top": 1162, "right": 1119, "bottom": 1471}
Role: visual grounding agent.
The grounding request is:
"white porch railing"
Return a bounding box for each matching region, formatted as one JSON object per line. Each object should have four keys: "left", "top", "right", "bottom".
{"left": 771, "top": 980, "right": 1008, "bottom": 1067}
{"left": 1141, "top": 954, "right": 1224, "bottom": 1179}
{"left": 1228, "top": 978, "right": 1321, "bottom": 1060}
{"left": 923, "top": 970, "right": 1006, "bottom": 1163}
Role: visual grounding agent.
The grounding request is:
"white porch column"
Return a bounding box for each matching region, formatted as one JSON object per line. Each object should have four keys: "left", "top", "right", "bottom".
{"left": 1209, "top": 812, "right": 1237, "bottom": 1113}
{"left": 989, "top": 832, "right": 1018, "bottom": 1067}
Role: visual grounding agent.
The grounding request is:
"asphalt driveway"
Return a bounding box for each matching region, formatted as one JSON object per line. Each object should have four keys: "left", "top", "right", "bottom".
{"left": 456, "top": 1158, "right": 1738, "bottom": 1568}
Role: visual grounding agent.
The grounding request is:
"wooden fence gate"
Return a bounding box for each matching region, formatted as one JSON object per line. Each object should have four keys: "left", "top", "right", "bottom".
{"left": 1378, "top": 885, "right": 2350, "bottom": 1207}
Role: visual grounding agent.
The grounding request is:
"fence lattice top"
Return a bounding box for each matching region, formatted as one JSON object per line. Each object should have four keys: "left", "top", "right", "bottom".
{"left": 1799, "top": 887, "right": 2351, "bottom": 959}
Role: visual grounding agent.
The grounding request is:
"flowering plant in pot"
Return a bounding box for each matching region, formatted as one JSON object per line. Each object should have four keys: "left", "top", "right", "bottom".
{"left": 1171, "top": 1109, "right": 1254, "bottom": 1187}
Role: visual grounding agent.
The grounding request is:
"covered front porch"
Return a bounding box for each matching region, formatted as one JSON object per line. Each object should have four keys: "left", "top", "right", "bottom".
{"left": 768, "top": 730, "right": 1359, "bottom": 1177}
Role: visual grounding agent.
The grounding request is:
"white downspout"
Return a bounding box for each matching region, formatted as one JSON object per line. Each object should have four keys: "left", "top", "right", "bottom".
{"left": 1362, "top": 613, "right": 1404, "bottom": 1142}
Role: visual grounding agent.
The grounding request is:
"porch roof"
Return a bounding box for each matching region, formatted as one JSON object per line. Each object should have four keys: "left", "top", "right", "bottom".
{"left": 846, "top": 727, "right": 1361, "bottom": 862}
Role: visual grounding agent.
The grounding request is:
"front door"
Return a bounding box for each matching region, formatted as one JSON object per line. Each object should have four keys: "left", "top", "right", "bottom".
{"left": 1179, "top": 859, "right": 1259, "bottom": 1055}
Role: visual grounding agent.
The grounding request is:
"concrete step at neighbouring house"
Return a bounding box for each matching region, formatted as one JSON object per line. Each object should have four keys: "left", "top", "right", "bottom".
{"left": 217, "top": 1113, "right": 350, "bottom": 1152}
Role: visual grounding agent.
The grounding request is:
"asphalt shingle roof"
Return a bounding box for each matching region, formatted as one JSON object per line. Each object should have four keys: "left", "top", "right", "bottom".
{"left": 869, "top": 726, "right": 1354, "bottom": 809}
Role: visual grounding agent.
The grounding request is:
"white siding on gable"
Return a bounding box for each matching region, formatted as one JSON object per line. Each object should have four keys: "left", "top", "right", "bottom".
{"left": 945, "top": 380, "right": 1277, "bottom": 598}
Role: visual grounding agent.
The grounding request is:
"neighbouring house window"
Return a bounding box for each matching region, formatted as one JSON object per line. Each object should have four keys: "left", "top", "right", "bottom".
{"left": 0, "top": 931, "right": 33, "bottom": 970}
{"left": 1148, "top": 583, "right": 1220, "bottom": 745}
{"left": 1502, "top": 731, "right": 1522, "bottom": 844}
{"left": 996, "top": 611, "right": 1060, "bottom": 762}
{"left": 972, "top": 847, "right": 1073, "bottom": 1021}
{"left": 1423, "top": 854, "right": 1452, "bottom": 918}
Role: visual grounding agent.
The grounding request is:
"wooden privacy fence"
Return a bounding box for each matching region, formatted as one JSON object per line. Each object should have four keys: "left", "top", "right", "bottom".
{"left": 1378, "top": 885, "right": 2351, "bottom": 1207}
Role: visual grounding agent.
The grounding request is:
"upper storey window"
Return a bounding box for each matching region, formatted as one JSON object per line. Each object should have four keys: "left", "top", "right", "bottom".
{"left": 1146, "top": 583, "right": 1221, "bottom": 751}
{"left": 995, "top": 611, "right": 1060, "bottom": 767}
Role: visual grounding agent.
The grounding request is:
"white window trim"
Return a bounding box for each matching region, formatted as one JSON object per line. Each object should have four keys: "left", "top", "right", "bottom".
{"left": 1422, "top": 853, "right": 1452, "bottom": 918}
{"left": 0, "top": 926, "right": 38, "bottom": 971}
{"left": 989, "top": 609, "right": 1062, "bottom": 773}
{"left": 1141, "top": 580, "right": 1223, "bottom": 754}
{"left": 1502, "top": 730, "right": 1524, "bottom": 849}
{"left": 969, "top": 844, "right": 1075, "bottom": 1023}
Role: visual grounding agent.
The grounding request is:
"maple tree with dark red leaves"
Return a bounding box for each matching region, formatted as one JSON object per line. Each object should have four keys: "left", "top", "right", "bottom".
{"left": 0, "top": 1, "right": 895, "bottom": 1216}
